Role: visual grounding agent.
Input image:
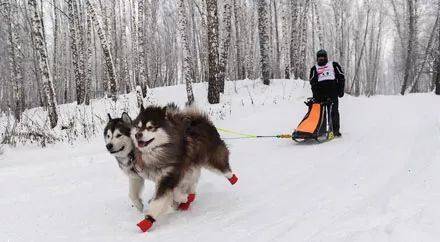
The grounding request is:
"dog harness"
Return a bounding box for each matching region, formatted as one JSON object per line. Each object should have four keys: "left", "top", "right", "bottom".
{"left": 117, "top": 150, "right": 144, "bottom": 174}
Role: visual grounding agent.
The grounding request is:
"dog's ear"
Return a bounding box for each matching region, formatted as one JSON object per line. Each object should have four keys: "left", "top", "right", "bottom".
{"left": 121, "top": 112, "right": 132, "bottom": 125}
{"left": 107, "top": 113, "right": 112, "bottom": 121}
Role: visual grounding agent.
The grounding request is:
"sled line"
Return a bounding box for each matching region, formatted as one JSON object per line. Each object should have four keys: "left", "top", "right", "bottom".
{"left": 217, "top": 128, "right": 291, "bottom": 140}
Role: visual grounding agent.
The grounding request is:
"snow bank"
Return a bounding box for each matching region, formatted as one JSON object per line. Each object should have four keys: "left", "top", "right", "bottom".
{"left": 0, "top": 79, "right": 310, "bottom": 146}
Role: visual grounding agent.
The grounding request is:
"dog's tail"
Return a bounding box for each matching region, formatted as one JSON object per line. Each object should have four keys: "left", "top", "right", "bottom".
{"left": 165, "top": 102, "right": 179, "bottom": 112}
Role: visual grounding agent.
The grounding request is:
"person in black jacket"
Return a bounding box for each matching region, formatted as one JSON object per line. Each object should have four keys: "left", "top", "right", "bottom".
{"left": 309, "top": 49, "right": 345, "bottom": 137}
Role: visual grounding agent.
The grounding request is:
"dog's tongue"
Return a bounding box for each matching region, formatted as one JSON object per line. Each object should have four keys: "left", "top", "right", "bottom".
{"left": 138, "top": 138, "right": 154, "bottom": 148}
{"left": 138, "top": 141, "right": 147, "bottom": 147}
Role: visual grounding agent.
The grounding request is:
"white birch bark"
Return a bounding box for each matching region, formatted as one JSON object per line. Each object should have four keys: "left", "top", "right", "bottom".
{"left": 177, "top": 0, "right": 195, "bottom": 105}
{"left": 218, "top": 0, "right": 233, "bottom": 93}
{"left": 258, "top": 0, "right": 271, "bottom": 85}
{"left": 86, "top": 0, "right": 117, "bottom": 101}
{"left": 28, "top": 0, "right": 58, "bottom": 128}
{"left": 207, "top": 0, "right": 221, "bottom": 103}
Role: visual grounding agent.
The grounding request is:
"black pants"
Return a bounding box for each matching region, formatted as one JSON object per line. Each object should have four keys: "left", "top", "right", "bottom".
{"left": 330, "top": 97, "right": 340, "bottom": 133}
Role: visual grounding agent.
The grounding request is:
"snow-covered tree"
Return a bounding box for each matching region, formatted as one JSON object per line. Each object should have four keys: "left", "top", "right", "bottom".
{"left": 86, "top": 0, "right": 117, "bottom": 101}
{"left": 5, "top": 0, "right": 25, "bottom": 121}
{"left": 281, "top": 0, "right": 290, "bottom": 78}
{"left": 400, "top": 0, "right": 417, "bottom": 95}
{"left": 207, "top": 0, "right": 220, "bottom": 104}
{"left": 258, "top": 0, "right": 271, "bottom": 85}
{"left": 28, "top": 0, "right": 58, "bottom": 128}
{"left": 218, "top": 0, "right": 233, "bottom": 93}
{"left": 137, "top": 0, "right": 147, "bottom": 98}
{"left": 436, "top": 0, "right": 440, "bottom": 95}
{"left": 177, "top": 0, "right": 195, "bottom": 105}
{"left": 68, "top": 0, "right": 84, "bottom": 104}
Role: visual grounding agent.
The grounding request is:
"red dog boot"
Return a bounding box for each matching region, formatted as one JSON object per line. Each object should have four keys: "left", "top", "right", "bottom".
{"left": 187, "top": 193, "right": 196, "bottom": 203}
{"left": 178, "top": 194, "right": 196, "bottom": 211}
{"left": 178, "top": 202, "right": 191, "bottom": 211}
{"left": 137, "top": 215, "right": 155, "bottom": 233}
{"left": 228, "top": 174, "right": 238, "bottom": 185}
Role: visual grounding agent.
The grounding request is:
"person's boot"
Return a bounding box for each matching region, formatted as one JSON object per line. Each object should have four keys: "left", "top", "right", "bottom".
{"left": 334, "top": 131, "right": 342, "bottom": 137}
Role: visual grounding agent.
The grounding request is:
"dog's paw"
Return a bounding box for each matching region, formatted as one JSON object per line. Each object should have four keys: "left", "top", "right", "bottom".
{"left": 131, "top": 199, "right": 144, "bottom": 212}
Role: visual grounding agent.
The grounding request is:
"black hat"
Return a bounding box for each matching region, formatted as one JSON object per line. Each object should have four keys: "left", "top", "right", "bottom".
{"left": 316, "top": 49, "right": 327, "bottom": 58}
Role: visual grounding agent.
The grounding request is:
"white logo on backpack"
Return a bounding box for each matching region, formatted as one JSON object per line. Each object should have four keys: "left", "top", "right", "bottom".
{"left": 316, "top": 61, "right": 335, "bottom": 82}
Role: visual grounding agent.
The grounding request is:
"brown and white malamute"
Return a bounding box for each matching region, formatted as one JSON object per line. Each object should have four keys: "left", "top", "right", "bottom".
{"left": 131, "top": 105, "right": 238, "bottom": 232}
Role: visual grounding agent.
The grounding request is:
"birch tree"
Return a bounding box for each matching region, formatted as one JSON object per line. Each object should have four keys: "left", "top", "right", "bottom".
{"left": 5, "top": 0, "right": 25, "bottom": 121}
{"left": 28, "top": 0, "right": 58, "bottom": 128}
{"left": 233, "top": 0, "right": 245, "bottom": 80}
{"left": 137, "top": 0, "right": 147, "bottom": 99}
{"left": 313, "top": 0, "right": 324, "bottom": 49}
{"left": 218, "top": 0, "right": 232, "bottom": 93}
{"left": 85, "top": 7, "right": 93, "bottom": 105}
{"left": 350, "top": 3, "right": 371, "bottom": 96}
{"left": 68, "top": 0, "right": 84, "bottom": 104}
{"left": 177, "top": 0, "right": 195, "bottom": 104}
{"left": 298, "top": 0, "right": 310, "bottom": 80}
{"left": 258, "top": 0, "right": 271, "bottom": 85}
{"left": 435, "top": 0, "right": 440, "bottom": 95}
{"left": 86, "top": 0, "right": 117, "bottom": 101}
{"left": 289, "top": 0, "right": 299, "bottom": 78}
{"left": 207, "top": 0, "right": 220, "bottom": 103}
{"left": 400, "top": 0, "right": 417, "bottom": 95}
{"left": 281, "top": 0, "right": 290, "bottom": 78}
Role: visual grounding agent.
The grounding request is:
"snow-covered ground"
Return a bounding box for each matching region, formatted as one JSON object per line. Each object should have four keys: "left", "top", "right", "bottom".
{"left": 1, "top": 80, "right": 440, "bottom": 242}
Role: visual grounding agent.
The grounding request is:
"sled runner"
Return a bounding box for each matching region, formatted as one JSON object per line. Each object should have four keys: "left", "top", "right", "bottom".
{"left": 292, "top": 98, "right": 335, "bottom": 143}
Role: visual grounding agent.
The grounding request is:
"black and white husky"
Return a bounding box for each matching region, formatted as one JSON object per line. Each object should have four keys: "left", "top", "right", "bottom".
{"left": 131, "top": 105, "right": 238, "bottom": 232}
{"left": 104, "top": 113, "right": 146, "bottom": 212}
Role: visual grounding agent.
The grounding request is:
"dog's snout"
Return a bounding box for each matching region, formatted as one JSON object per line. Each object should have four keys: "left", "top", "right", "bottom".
{"left": 106, "top": 143, "right": 113, "bottom": 151}
{"left": 135, "top": 132, "right": 143, "bottom": 139}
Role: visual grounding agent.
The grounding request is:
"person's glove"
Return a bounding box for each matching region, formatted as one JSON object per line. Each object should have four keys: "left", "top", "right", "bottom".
{"left": 339, "top": 91, "right": 344, "bottom": 98}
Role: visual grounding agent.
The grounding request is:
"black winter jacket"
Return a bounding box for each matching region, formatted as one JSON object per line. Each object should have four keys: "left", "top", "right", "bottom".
{"left": 309, "top": 61, "right": 345, "bottom": 100}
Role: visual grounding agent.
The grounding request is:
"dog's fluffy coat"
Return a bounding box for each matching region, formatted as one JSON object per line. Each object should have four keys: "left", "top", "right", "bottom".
{"left": 131, "top": 105, "right": 235, "bottom": 220}
{"left": 104, "top": 104, "right": 236, "bottom": 224}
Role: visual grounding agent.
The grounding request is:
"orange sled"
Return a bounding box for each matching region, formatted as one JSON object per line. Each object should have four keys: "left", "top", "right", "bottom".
{"left": 292, "top": 98, "right": 334, "bottom": 142}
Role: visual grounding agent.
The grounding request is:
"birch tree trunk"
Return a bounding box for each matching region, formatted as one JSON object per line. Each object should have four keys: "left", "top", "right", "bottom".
{"left": 281, "top": 0, "right": 290, "bottom": 78}
{"left": 218, "top": 0, "right": 232, "bottom": 93}
{"left": 299, "top": 0, "right": 310, "bottom": 80}
{"left": 351, "top": 6, "right": 371, "bottom": 96}
{"left": 207, "top": 0, "right": 221, "bottom": 103}
{"left": 435, "top": 0, "right": 440, "bottom": 95}
{"left": 6, "top": 0, "right": 25, "bottom": 121}
{"left": 390, "top": 0, "right": 406, "bottom": 50}
{"left": 410, "top": 15, "right": 438, "bottom": 93}
{"left": 86, "top": 0, "right": 117, "bottom": 101}
{"left": 400, "top": 0, "right": 416, "bottom": 95}
{"left": 177, "top": 0, "right": 195, "bottom": 105}
{"left": 289, "top": 0, "right": 299, "bottom": 78}
{"left": 233, "top": 0, "right": 245, "bottom": 80}
{"left": 68, "top": 0, "right": 84, "bottom": 104}
{"left": 272, "top": 0, "right": 281, "bottom": 78}
{"left": 313, "top": 0, "right": 325, "bottom": 49}
{"left": 85, "top": 8, "right": 93, "bottom": 105}
{"left": 52, "top": 0, "right": 59, "bottom": 102}
{"left": 258, "top": 0, "right": 271, "bottom": 85}
{"left": 137, "top": 0, "right": 148, "bottom": 98}
{"left": 28, "top": 0, "right": 58, "bottom": 128}
{"left": 371, "top": 6, "right": 384, "bottom": 96}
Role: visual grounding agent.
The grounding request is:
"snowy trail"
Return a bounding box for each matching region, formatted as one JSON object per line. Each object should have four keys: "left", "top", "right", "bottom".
{"left": 1, "top": 82, "right": 440, "bottom": 241}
